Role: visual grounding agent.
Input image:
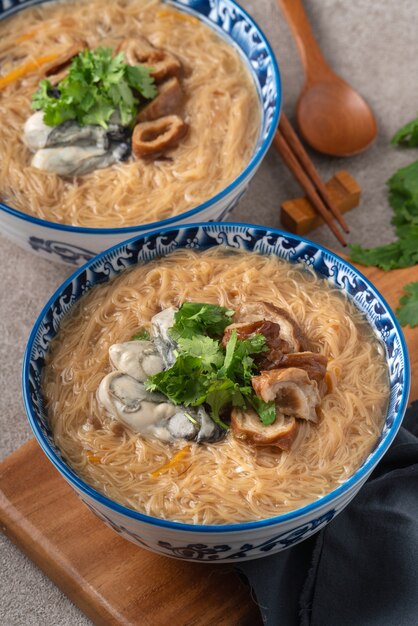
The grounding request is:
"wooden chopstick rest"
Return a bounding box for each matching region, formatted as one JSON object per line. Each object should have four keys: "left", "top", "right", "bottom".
{"left": 280, "top": 170, "right": 361, "bottom": 236}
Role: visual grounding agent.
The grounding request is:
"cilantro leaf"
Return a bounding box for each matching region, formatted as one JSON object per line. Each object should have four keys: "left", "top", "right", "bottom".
{"left": 248, "top": 395, "right": 277, "bottom": 426}
{"left": 170, "top": 302, "right": 234, "bottom": 340}
{"left": 31, "top": 79, "right": 53, "bottom": 110}
{"left": 388, "top": 161, "right": 418, "bottom": 227}
{"left": 222, "top": 329, "right": 238, "bottom": 372}
{"left": 349, "top": 161, "right": 418, "bottom": 270}
{"left": 396, "top": 282, "right": 418, "bottom": 328}
{"left": 32, "top": 47, "right": 157, "bottom": 128}
{"left": 236, "top": 333, "right": 268, "bottom": 356}
{"left": 126, "top": 65, "right": 158, "bottom": 100}
{"left": 388, "top": 162, "right": 418, "bottom": 216}
{"left": 349, "top": 120, "right": 418, "bottom": 330}
{"left": 177, "top": 334, "right": 224, "bottom": 369}
{"left": 81, "top": 99, "right": 115, "bottom": 128}
{"left": 42, "top": 101, "right": 78, "bottom": 126}
{"left": 349, "top": 241, "right": 403, "bottom": 270}
{"left": 205, "top": 379, "right": 245, "bottom": 430}
{"left": 145, "top": 354, "right": 209, "bottom": 406}
{"left": 348, "top": 109, "right": 418, "bottom": 334}
{"left": 220, "top": 332, "right": 267, "bottom": 385}
{"left": 349, "top": 224, "right": 418, "bottom": 270}
{"left": 131, "top": 329, "right": 150, "bottom": 341}
{"left": 391, "top": 116, "right": 418, "bottom": 147}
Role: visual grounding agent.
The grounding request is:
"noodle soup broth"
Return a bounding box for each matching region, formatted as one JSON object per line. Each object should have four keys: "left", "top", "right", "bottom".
{"left": 42, "top": 247, "right": 390, "bottom": 525}
{"left": 0, "top": 0, "right": 262, "bottom": 228}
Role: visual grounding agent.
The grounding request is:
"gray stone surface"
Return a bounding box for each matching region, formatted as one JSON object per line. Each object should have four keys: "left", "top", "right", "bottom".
{"left": 1, "top": 0, "right": 418, "bottom": 623}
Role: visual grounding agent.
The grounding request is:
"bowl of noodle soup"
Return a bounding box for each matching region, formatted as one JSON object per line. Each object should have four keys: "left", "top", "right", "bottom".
{"left": 23, "top": 222, "right": 409, "bottom": 562}
{"left": 0, "top": 0, "right": 280, "bottom": 265}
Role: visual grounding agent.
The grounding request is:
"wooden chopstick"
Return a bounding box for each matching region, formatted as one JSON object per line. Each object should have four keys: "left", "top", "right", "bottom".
{"left": 274, "top": 128, "right": 347, "bottom": 246}
{"left": 274, "top": 114, "right": 348, "bottom": 246}
{"left": 279, "top": 114, "right": 350, "bottom": 234}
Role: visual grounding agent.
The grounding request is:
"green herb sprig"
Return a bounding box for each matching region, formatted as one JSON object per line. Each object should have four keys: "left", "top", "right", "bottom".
{"left": 145, "top": 302, "right": 275, "bottom": 429}
{"left": 349, "top": 161, "right": 418, "bottom": 271}
{"left": 32, "top": 47, "right": 157, "bottom": 128}
{"left": 349, "top": 113, "right": 418, "bottom": 328}
{"left": 396, "top": 282, "right": 418, "bottom": 328}
{"left": 131, "top": 329, "right": 151, "bottom": 341}
{"left": 168, "top": 302, "right": 235, "bottom": 340}
{"left": 391, "top": 115, "right": 418, "bottom": 147}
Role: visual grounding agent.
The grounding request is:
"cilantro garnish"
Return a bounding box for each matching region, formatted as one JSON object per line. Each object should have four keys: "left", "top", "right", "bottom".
{"left": 391, "top": 114, "right": 418, "bottom": 147}
{"left": 131, "top": 329, "right": 151, "bottom": 341}
{"left": 146, "top": 353, "right": 209, "bottom": 408}
{"left": 145, "top": 304, "right": 274, "bottom": 429}
{"left": 348, "top": 114, "right": 418, "bottom": 328}
{"left": 247, "top": 395, "right": 277, "bottom": 426}
{"left": 349, "top": 161, "right": 418, "bottom": 270}
{"left": 177, "top": 335, "right": 224, "bottom": 369}
{"left": 396, "top": 282, "right": 418, "bottom": 328}
{"left": 169, "top": 302, "right": 235, "bottom": 341}
{"left": 32, "top": 47, "right": 157, "bottom": 128}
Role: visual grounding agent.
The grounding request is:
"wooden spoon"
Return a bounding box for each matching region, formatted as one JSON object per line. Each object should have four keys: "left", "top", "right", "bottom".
{"left": 277, "top": 0, "right": 377, "bottom": 157}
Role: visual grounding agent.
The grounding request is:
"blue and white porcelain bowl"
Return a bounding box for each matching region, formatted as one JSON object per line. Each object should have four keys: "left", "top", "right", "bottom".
{"left": 0, "top": 0, "right": 280, "bottom": 266}
{"left": 23, "top": 222, "right": 410, "bottom": 562}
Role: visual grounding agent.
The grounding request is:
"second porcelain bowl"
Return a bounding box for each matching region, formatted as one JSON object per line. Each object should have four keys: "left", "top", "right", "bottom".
{"left": 0, "top": 0, "right": 280, "bottom": 265}
{"left": 23, "top": 222, "right": 409, "bottom": 562}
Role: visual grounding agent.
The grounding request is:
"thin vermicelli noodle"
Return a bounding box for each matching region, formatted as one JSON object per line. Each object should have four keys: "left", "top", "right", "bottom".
{"left": 0, "top": 0, "right": 259, "bottom": 227}
{"left": 43, "top": 249, "right": 389, "bottom": 524}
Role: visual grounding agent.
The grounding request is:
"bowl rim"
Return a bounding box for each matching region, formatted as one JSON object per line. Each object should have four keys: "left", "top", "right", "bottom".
{"left": 0, "top": 0, "right": 281, "bottom": 235}
{"left": 22, "top": 221, "right": 411, "bottom": 533}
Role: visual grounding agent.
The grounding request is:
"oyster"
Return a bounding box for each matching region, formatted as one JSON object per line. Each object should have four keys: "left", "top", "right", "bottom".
{"left": 31, "top": 142, "right": 130, "bottom": 176}
{"left": 151, "top": 307, "right": 178, "bottom": 367}
{"left": 109, "top": 340, "right": 164, "bottom": 382}
{"left": 23, "top": 112, "right": 108, "bottom": 151}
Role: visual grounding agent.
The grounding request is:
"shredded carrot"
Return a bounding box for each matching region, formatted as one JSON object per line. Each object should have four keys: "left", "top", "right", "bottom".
{"left": 15, "top": 19, "right": 76, "bottom": 43}
{"left": 15, "top": 29, "right": 38, "bottom": 43}
{"left": 0, "top": 53, "right": 60, "bottom": 90}
{"left": 151, "top": 445, "right": 191, "bottom": 477}
{"left": 157, "top": 9, "right": 199, "bottom": 24}
{"left": 86, "top": 451, "right": 102, "bottom": 464}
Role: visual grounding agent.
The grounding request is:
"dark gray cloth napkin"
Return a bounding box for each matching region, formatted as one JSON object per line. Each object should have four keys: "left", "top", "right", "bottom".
{"left": 236, "top": 401, "right": 418, "bottom": 626}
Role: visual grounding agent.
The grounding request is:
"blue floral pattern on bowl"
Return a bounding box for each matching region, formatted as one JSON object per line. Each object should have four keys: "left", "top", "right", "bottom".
{"left": 22, "top": 223, "right": 409, "bottom": 562}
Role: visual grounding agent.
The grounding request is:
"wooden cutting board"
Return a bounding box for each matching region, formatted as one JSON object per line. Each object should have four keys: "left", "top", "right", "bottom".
{"left": 1, "top": 262, "right": 417, "bottom": 626}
